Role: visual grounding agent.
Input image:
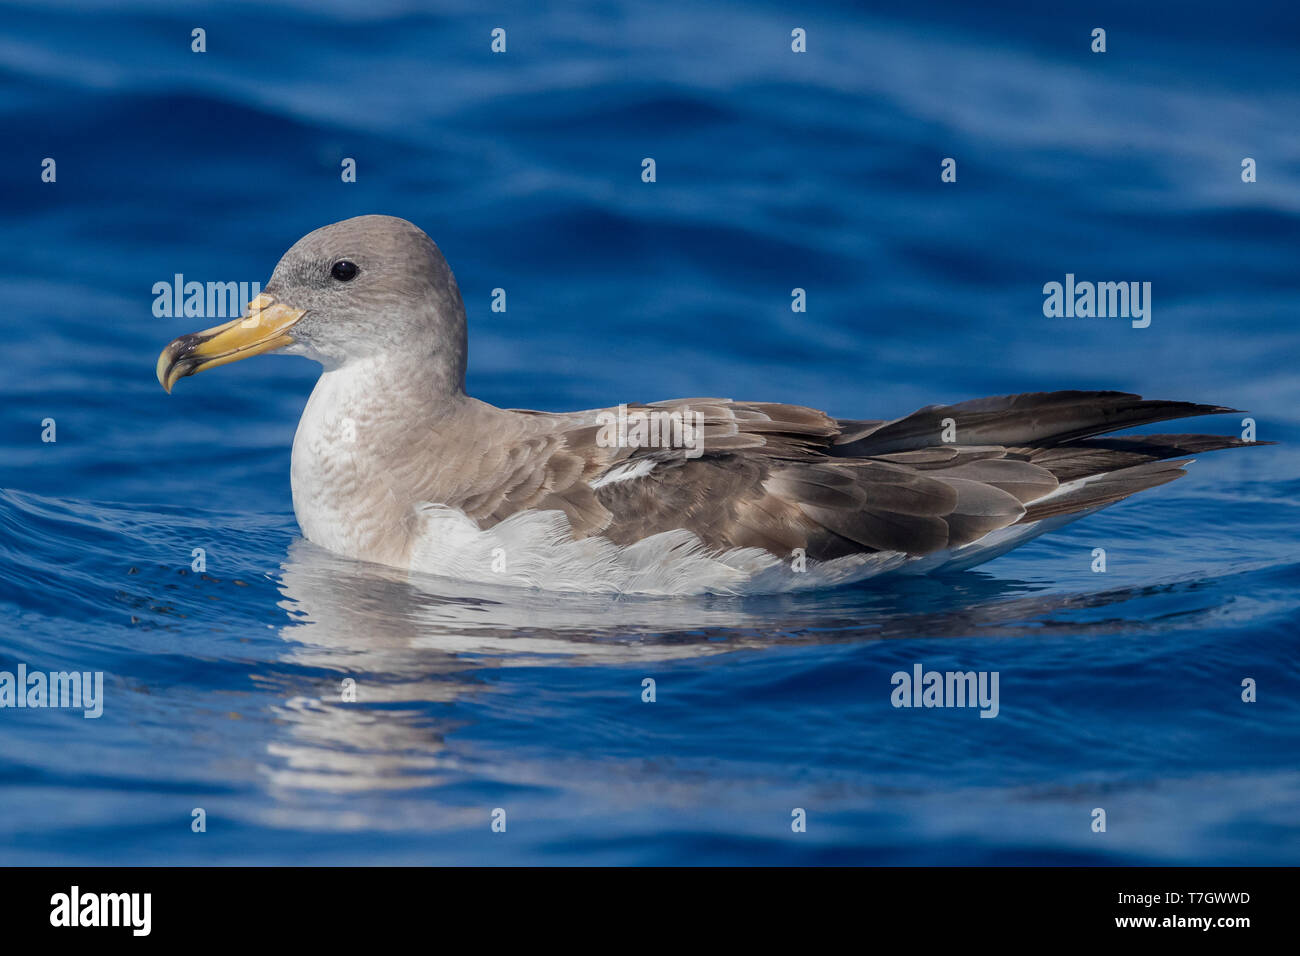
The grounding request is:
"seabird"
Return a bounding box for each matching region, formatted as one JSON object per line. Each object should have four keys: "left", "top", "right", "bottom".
{"left": 157, "top": 215, "right": 1263, "bottom": 595}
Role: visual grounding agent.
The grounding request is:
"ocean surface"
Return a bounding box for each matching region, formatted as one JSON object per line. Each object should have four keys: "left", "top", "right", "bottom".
{"left": 1, "top": 0, "right": 1297, "bottom": 864}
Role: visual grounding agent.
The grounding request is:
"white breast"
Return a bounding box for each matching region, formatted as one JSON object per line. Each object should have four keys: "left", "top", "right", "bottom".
{"left": 290, "top": 359, "right": 413, "bottom": 565}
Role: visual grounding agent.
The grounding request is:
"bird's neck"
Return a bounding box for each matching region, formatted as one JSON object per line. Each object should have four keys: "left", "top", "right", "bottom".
{"left": 289, "top": 351, "right": 472, "bottom": 565}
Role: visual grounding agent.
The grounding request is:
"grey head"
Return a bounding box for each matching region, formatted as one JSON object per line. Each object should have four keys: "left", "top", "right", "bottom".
{"left": 157, "top": 215, "right": 468, "bottom": 395}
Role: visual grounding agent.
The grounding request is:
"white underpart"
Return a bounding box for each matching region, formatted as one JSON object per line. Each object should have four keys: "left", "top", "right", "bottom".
{"left": 291, "top": 361, "right": 374, "bottom": 559}
{"left": 404, "top": 468, "right": 1131, "bottom": 596}
{"left": 409, "top": 504, "right": 793, "bottom": 596}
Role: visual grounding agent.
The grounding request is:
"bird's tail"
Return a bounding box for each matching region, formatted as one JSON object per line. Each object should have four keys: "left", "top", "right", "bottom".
{"left": 833, "top": 390, "right": 1267, "bottom": 526}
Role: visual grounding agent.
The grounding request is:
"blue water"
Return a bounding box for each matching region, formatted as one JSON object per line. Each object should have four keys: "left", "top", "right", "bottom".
{"left": 1, "top": 0, "right": 1298, "bottom": 864}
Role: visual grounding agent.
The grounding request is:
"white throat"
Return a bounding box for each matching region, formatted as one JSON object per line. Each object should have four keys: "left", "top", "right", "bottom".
{"left": 289, "top": 353, "right": 444, "bottom": 567}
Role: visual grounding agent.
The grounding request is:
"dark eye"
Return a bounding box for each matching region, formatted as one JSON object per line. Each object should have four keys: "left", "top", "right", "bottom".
{"left": 331, "top": 260, "right": 359, "bottom": 282}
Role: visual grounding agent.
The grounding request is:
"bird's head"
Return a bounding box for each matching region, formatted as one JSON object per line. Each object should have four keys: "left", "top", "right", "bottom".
{"left": 156, "top": 215, "right": 467, "bottom": 393}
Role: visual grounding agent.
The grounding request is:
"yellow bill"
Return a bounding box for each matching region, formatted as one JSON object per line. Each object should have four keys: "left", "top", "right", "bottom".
{"left": 156, "top": 294, "right": 306, "bottom": 392}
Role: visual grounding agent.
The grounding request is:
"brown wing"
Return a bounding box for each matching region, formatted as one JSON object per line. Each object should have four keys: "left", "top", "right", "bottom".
{"left": 444, "top": 392, "right": 1261, "bottom": 561}
{"left": 580, "top": 392, "right": 1260, "bottom": 560}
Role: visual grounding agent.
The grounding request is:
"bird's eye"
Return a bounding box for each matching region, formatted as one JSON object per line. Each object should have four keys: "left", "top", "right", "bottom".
{"left": 331, "top": 260, "right": 359, "bottom": 282}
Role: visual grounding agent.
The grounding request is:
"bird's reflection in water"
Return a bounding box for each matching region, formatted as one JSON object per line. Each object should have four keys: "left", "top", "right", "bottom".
{"left": 257, "top": 538, "right": 1203, "bottom": 803}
